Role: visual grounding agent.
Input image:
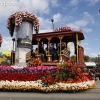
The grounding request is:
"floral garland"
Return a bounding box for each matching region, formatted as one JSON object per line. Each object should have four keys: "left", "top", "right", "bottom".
{"left": 54, "top": 26, "right": 73, "bottom": 32}
{"left": 0, "top": 80, "right": 95, "bottom": 92}
{"left": 7, "top": 10, "right": 39, "bottom": 36}
{"left": 28, "top": 58, "right": 42, "bottom": 67}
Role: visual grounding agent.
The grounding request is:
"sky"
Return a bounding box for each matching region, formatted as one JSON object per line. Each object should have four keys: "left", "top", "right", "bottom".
{"left": 0, "top": 0, "right": 100, "bottom": 58}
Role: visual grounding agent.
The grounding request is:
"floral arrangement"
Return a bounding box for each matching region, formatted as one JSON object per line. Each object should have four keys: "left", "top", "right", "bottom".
{"left": 28, "top": 58, "right": 42, "bottom": 67}
{"left": 7, "top": 10, "right": 39, "bottom": 36}
{"left": 0, "top": 63, "right": 95, "bottom": 92}
{"left": 54, "top": 26, "right": 73, "bottom": 32}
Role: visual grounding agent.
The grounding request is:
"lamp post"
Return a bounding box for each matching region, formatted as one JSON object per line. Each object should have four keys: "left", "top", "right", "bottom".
{"left": 51, "top": 19, "right": 54, "bottom": 31}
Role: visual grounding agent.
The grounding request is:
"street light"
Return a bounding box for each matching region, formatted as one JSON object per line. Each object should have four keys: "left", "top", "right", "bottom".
{"left": 51, "top": 19, "right": 54, "bottom": 31}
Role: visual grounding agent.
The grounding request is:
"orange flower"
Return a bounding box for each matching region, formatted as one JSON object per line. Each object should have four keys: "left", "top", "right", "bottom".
{"left": 77, "top": 68, "right": 82, "bottom": 73}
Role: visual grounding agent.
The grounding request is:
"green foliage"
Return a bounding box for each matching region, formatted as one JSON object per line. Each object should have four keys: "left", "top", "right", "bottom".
{"left": 90, "top": 57, "right": 100, "bottom": 64}
{"left": 71, "top": 55, "right": 76, "bottom": 62}
{"left": 84, "top": 55, "right": 90, "bottom": 62}
{"left": 57, "top": 62, "right": 66, "bottom": 69}
{"left": 1, "top": 61, "right": 8, "bottom": 65}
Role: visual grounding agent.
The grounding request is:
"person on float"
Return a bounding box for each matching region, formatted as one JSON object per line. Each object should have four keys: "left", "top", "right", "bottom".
{"left": 39, "top": 42, "right": 46, "bottom": 62}
{"left": 49, "top": 43, "right": 58, "bottom": 62}
{"left": 56, "top": 43, "right": 60, "bottom": 55}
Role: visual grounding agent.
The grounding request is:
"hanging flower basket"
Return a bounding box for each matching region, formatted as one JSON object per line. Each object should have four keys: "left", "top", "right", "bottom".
{"left": 7, "top": 10, "right": 39, "bottom": 36}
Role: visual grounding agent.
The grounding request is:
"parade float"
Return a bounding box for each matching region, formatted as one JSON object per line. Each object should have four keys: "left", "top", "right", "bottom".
{"left": 0, "top": 10, "right": 95, "bottom": 92}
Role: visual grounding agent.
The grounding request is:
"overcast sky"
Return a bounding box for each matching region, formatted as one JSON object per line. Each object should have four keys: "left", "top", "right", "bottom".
{"left": 0, "top": 0, "right": 100, "bottom": 57}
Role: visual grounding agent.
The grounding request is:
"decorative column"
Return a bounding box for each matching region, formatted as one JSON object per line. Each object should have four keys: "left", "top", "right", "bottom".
{"left": 47, "top": 38, "right": 52, "bottom": 62}
{"left": 59, "top": 36, "right": 63, "bottom": 62}
{"left": 15, "top": 20, "right": 33, "bottom": 67}
{"left": 36, "top": 38, "right": 41, "bottom": 60}
{"left": 7, "top": 10, "right": 39, "bottom": 67}
{"left": 76, "top": 34, "right": 78, "bottom": 63}
{"left": 11, "top": 38, "right": 15, "bottom": 65}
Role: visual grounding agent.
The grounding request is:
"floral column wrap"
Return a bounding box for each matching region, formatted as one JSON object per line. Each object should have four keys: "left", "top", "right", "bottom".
{"left": 7, "top": 10, "right": 39, "bottom": 67}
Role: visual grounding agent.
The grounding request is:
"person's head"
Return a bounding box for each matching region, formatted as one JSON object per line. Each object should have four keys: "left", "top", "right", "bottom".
{"left": 50, "top": 43, "right": 54, "bottom": 47}
{"left": 39, "top": 42, "right": 43, "bottom": 48}
{"left": 41, "top": 42, "right": 43, "bottom": 44}
{"left": 36, "top": 48, "right": 37, "bottom": 50}
{"left": 62, "top": 42, "right": 66, "bottom": 47}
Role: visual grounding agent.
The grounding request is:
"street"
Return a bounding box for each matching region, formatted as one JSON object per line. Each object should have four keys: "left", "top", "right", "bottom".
{"left": 0, "top": 81, "right": 100, "bottom": 100}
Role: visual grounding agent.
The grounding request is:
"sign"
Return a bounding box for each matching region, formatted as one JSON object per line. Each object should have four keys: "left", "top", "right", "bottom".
{"left": 17, "top": 36, "right": 32, "bottom": 49}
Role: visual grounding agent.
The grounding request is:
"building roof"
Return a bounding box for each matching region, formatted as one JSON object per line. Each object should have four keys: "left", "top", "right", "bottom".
{"left": 85, "top": 62, "right": 96, "bottom": 67}
{"left": 32, "top": 30, "right": 84, "bottom": 45}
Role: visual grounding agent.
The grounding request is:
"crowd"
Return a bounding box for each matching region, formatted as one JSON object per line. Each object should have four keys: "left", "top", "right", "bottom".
{"left": 87, "top": 66, "right": 100, "bottom": 80}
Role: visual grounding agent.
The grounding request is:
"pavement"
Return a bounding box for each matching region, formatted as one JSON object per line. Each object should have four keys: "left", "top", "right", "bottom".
{"left": 85, "top": 81, "right": 100, "bottom": 93}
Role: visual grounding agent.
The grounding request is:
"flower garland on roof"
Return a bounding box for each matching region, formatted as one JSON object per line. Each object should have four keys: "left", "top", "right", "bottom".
{"left": 7, "top": 10, "right": 39, "bottom": 36}
{"left": 54, "top": 26, "right": 73, "bottom": 32}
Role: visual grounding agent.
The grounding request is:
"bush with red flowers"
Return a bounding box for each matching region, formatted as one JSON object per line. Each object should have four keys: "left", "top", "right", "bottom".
{"left": 28, "top": 58, "right": 42, "bottom": 67}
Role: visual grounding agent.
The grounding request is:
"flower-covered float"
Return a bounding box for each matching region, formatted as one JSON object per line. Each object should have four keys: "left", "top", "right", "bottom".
{"left": 0, "top": 59, "right": 95, "bottom": 92}
{"left": 1, "top": 10, "right": 95, "bottom": 92}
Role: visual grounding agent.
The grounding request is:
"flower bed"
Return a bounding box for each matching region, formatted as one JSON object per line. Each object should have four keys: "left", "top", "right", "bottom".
{"left": 0, "top": 63, "right": 95, "bottom": 92}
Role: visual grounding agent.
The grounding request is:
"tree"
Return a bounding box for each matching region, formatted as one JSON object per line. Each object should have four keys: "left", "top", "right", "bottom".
{"left": 71, "top": 55, "right": 76, "bottom": 62}
{"left": 90, "top": 57, "right": 100, "bottom": 64}
{"left": 84, "top": 55, "right": 90, "bottom": 62}
{"left": 0, "top": 54, "right": 11, "bottom": 65}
